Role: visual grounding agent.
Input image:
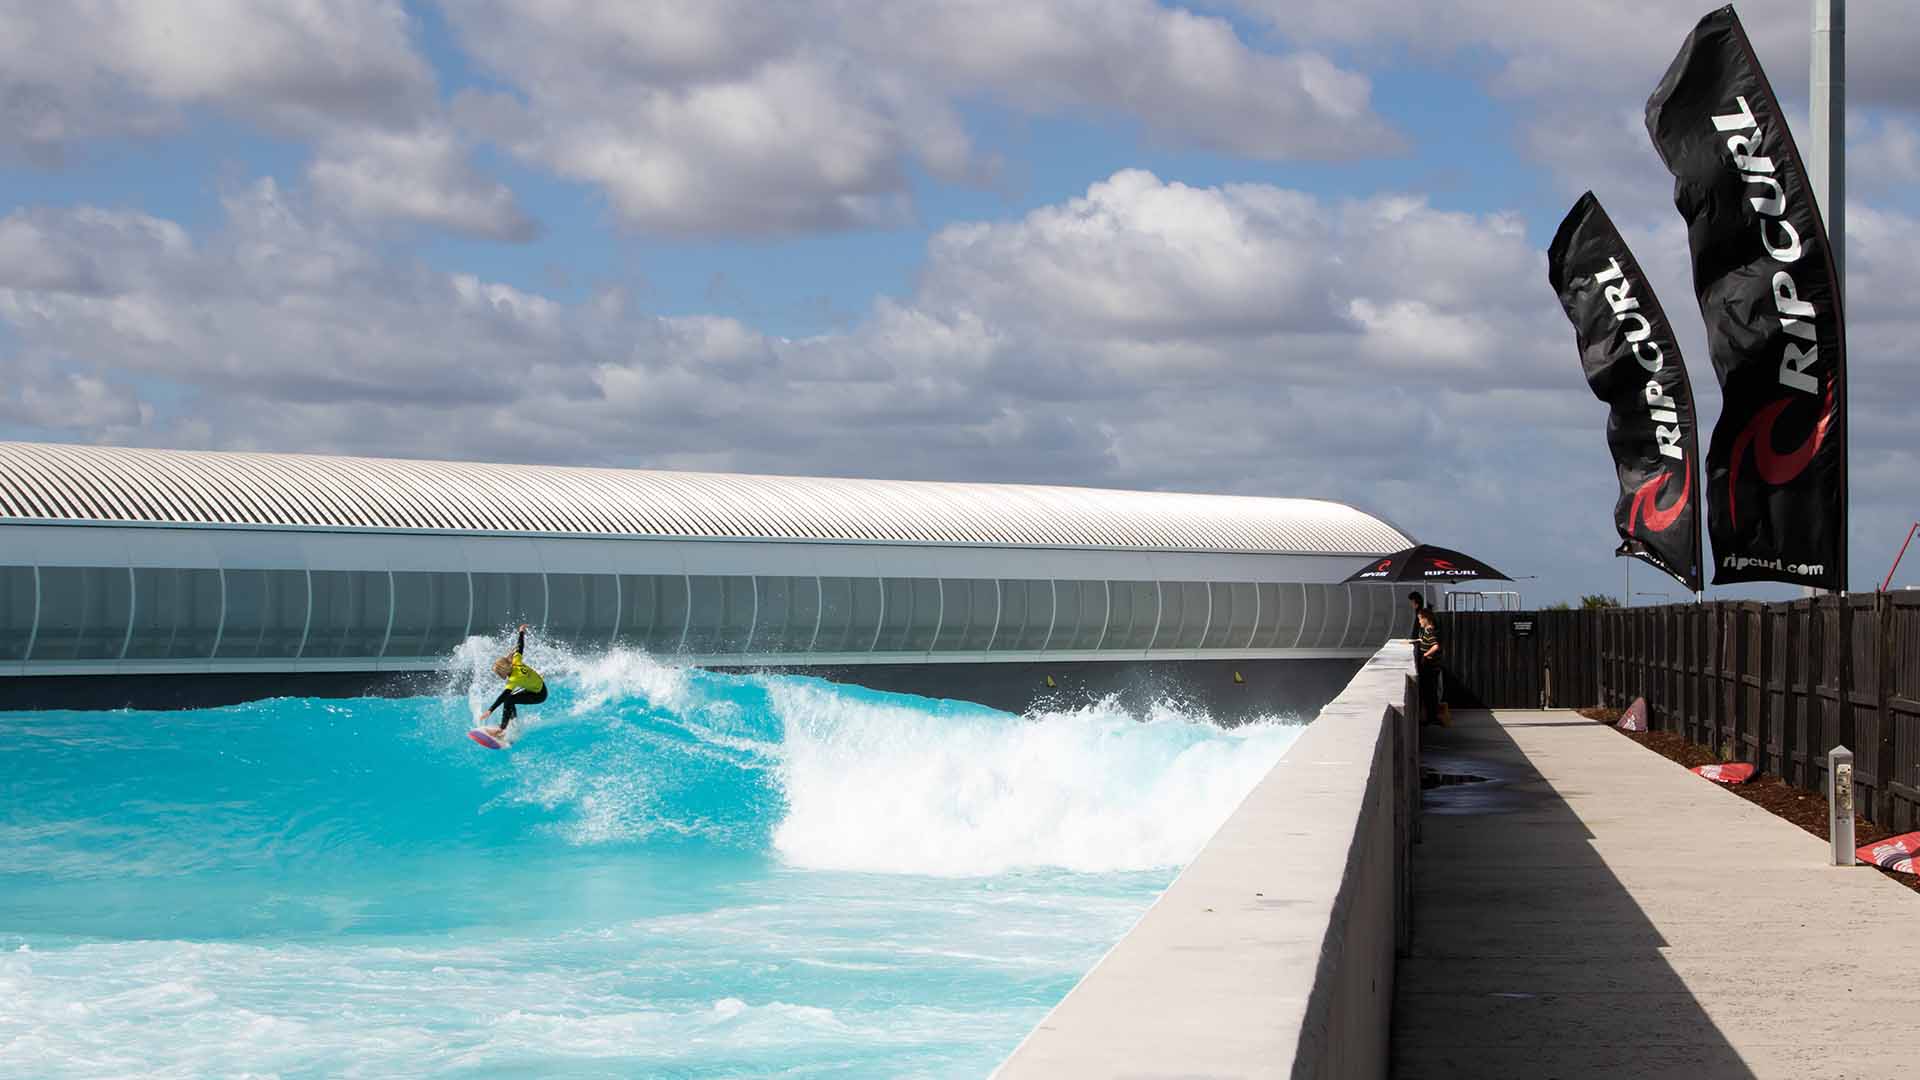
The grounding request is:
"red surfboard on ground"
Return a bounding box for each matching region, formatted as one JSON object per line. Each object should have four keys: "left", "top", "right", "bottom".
{"left": 1691, "top": 762, "right": 1754, "bottom": 784}
{"left": 1858, "top": 832, "right": 1920, "bottom": 874}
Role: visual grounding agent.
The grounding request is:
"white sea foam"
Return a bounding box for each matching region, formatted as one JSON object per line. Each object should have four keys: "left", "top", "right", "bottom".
{"left": 0, "top": 909, "right": 1081, "bottom": 1078}
{"left": 441, "top": 639, "right": 1308, "bottom": 874}
{"left": 767, "top": 680, "right": 1304, "bottom": 876}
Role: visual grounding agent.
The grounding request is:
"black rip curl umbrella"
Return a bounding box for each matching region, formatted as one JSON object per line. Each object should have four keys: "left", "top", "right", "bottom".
{"left": 1342, "top": 544, "right": 1512, "bottom": 585}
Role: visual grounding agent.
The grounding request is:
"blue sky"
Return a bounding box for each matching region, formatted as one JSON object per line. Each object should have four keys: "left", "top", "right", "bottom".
{"left": 1, "top": 0, "right": 1917, "bottom": 603}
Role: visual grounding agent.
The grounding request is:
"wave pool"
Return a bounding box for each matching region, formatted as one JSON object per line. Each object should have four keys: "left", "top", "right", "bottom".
{"left": 0, "top": 643, "right": 1304, "bottom": 1077}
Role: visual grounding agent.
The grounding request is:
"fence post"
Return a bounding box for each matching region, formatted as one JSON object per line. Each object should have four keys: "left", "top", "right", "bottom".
{"left": 1682, "top": 605, "right": 1695, "bottom": 739}
{"left": 1739, "top": 603, "right": 1751, "bottom": 758}
{"left": 1705, "top": 603, "right": 1716, "bottom": 749}
{"left": 1618, "top": 606, "right": 1629, "bottom": 711}
{"left": 1735, "top": 599, "right": 1751, "bottom": 753}
{"left": 1603, "top": 608, "right": 1615, "bottom": 707}
{"left": 1588, "top": 607, "right": 1601, "bottom": 707}
{"left": 1774, "top": 605, "right": 1793, "bottom": 783}
{"left": 1815, "top": 597, "right": 1833, "bottom": 794}
{"left": 1876, "top": 593, "right": 1896, "bottom": 825}
{"left": 1709, "top": 603, "right": 1725, "bottom": 750}
{"left": 1704, "top": 603, "right": 1718, "bottom": 745}
{"left": 1637, "top": 607, "right": 1651, "bottom": 725}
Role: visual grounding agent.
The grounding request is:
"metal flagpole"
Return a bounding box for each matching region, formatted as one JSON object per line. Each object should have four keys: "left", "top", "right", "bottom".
{"left": 1811, "top": 0, "right": 1846, "bottom": 594}
{"left": 1811, "top": 0, "right": 1844, "bottom": 298}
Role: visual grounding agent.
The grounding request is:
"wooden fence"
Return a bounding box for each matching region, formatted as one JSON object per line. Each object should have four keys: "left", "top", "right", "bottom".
{"left": 1439, "top": 592, "right": 1920, "bottom": 833}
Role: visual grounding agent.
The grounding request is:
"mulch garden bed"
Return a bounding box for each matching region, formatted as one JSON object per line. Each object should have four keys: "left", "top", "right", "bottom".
{"left": 1576, "top": 706, "right": 1920, "bottom": 895}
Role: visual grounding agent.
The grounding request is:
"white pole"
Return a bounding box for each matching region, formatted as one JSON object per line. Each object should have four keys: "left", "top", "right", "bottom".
{"left": 1829, "top": 745, "right": 1855, "bottom": 866}
{"left": 1811, "top": 0, "right": 1844, "bottom": 301}
{"left": 1812, "top": 0, "right": 1847, "bottom": 597}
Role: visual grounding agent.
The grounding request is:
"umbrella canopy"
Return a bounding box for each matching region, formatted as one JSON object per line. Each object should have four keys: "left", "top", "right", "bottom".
{"left": 1342, "top": 544, "right": 1512, "bottom": 584}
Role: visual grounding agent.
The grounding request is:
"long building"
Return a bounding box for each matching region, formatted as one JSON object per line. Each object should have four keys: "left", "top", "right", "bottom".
{"left": 0, "top": 442, "right": 1427, "bottom": 714}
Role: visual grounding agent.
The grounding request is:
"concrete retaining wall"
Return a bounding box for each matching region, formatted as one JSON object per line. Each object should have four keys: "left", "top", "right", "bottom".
{"left": 997, "top": 640, "right": 1418, "bottom": 1079}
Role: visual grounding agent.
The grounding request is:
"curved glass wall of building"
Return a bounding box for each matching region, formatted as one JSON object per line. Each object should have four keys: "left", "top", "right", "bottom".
{"left": 0, "top": 566, "right": 1416, "bottom": 667}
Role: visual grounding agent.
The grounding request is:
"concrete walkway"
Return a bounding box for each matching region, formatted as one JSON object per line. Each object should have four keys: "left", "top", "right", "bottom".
{"left": 1395, "top": 709, "right": 1919, "bottom": 1080}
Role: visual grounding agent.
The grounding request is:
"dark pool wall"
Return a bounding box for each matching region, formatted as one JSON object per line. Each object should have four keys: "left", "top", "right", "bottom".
{"left": 791, "top": 658, "right": 1363, "bottom": 724}
{"left": 0, "top": 657, "right": 1362, "bottom": 723}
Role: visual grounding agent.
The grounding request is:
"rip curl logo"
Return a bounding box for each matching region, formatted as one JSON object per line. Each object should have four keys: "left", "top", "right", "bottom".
{"left": 1628, "top": 465, "right": 1690, "bottom": 535}
{"left": 1863, "top": 836, "right": 1917, "bottom": 874}
{"left": 1430, "top": 559, "right": 1455, "bottom": 570}
{"left": 1721, "top": 554, "right": 1825, "bottom": 577}
{"left": 1376, "top": 559, "right": 1391, "bottom": 572}
{"left": 1727, "top": 381, "right": 1836, "bottom": 525}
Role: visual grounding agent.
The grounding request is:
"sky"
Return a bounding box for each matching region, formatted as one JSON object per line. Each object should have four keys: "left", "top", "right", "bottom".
{"left": 0, "top": 0, "right": 1916, "bottom": 605}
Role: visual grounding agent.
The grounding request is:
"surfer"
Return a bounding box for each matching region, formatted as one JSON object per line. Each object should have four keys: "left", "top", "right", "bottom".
{"left": 478, "top": 624, "right": 546, "bottom": 740}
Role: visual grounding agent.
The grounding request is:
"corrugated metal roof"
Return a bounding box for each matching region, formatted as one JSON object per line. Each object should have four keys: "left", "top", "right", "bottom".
{"left": 0, "top": 442, "right": 1412, "bottom": 554}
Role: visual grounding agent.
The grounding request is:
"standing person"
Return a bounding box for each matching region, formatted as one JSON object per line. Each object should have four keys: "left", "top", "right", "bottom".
{"left": 1415, "top": 607, "right": 1448, "bottom": 726}
{"left": 477, "top": 623, "right": 546, "bottom": 740}
{"left": 1408, "top": 591, "right": 1429, "bottom": 684}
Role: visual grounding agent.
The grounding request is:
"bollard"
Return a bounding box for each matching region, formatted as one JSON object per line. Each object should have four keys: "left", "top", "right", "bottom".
{"left": 1828, "top": 746, "right": 1855, "bottom": 867}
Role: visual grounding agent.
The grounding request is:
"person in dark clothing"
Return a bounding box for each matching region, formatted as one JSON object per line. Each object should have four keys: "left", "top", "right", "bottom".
{"left": 1415, "top": 607, "right": 1446, "bottom": 725}
{"left": 477, "top": 623, "right": 547, "bottom": 740}
{"left": 1409, "top": 592, "right": 1430, "bottom": 683}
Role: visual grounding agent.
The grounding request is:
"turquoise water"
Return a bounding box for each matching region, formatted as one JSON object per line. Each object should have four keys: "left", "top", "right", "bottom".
{"left": 0, "top": 643, "right": 1305, "bottom": 1078}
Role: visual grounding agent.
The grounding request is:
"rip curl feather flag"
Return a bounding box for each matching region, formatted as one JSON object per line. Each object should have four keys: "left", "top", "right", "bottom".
{"left": 1645, "top": 5, "right": 1847, "bottom": 589}
{"left": 1548, "top": 193, "right": 1704, "bottom": 593}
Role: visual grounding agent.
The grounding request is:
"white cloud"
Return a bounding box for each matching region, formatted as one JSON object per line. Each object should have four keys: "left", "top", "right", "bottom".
{"left": 1245, "top": 1, "right": 1920, "bottom": 110}
{"left": 454, "top": 57, "right": 935, "bottom": 234}
{"left": 0, "top": 171, "right": 1582, "bottom": 543}
{"left": 0, "top": 1, "right": 1410, "bottom": 241}
{"left": 3, "top": 170, "right": 1912, "bottom": 594}
{"left": 0, "top": 1, "right": 531, "bottom": 240}
{"left": 0, "top": 0, "right": 431, "bottom": 152}
{"left": 834, "top": 0, "right": 1397, "bottom": 159}
{"left": 913, "top": 171, "right": 1546, "bottom": 379}
{"left": 919, "top": 171, "right": 1329, "bottom": 339}
{"left": 0, "top": 357, "right": 153, "bottom": 438}
{"left": 310, "top": 128, "right": 536, "bottom": 241}
{"left": 441, "top": 0, "right": 1401, "bottom": 235}
{"left": 1853, "top": 115, "right": 1920, "bottom": 193}
{"left": 1239, "top": 0, "right": 1920, "bottom": 213}
{"left": 0, "top": 170, "right": 1547, "bottom": 446}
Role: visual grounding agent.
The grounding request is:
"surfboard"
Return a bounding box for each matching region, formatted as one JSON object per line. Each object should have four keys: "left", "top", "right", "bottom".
{"left": 468, "top": 728, "right": 505, "bottom": 750}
